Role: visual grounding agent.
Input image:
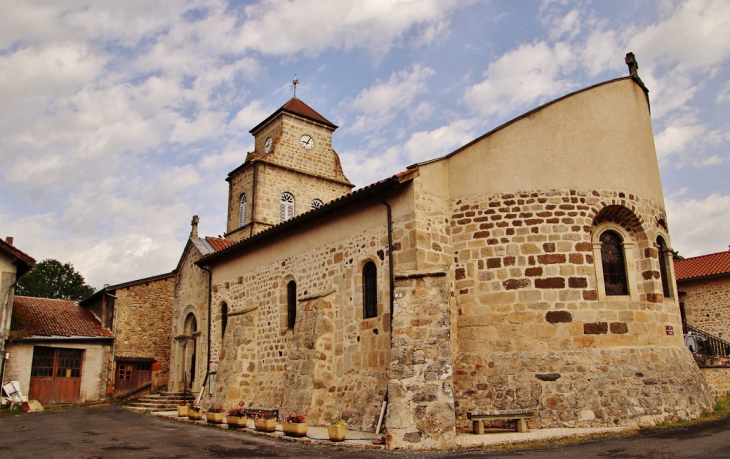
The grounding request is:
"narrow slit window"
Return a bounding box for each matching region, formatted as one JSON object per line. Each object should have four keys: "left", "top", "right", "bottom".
{"left": 363, "top": 262, "right": 377, "bottom": 319}
{"left": 287, "top": 281, "right": 296, "bottom": 329}
{"left": 657, "top": 236, "right": 671, "bottom": 298}
{"left": 239, "top": 194, "right": 247, "bottom": 227}
{"left": 600, "top": 230, "right": 628, "bottom": 295}
{"left": 221, "top": 302, "right": 228, "bottom": 338}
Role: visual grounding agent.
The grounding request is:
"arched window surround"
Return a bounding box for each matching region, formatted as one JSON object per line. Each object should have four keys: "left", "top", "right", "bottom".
{"left": 591, "top": 223, "right": 639, "bottom": 301}
{"left": 279, "top": 275, "right": 298, "bottom": 331}
{"left": 280, "top": 192, "right": 295, "bottom": 222}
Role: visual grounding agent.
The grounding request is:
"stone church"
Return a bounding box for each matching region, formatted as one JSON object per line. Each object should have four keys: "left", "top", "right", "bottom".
{"left": 168, "top": 57, "right": 713, "bottom": 450}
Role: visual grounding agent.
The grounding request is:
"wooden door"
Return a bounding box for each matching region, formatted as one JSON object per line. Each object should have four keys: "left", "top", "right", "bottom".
{"left": 114, "top": 361, "right": 152, "bottom": 396}
{"left": 29, "top": 347, "right": 83, "bottom": 404}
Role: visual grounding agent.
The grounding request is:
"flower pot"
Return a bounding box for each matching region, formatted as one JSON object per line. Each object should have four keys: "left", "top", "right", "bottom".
{"left": 328, "top": 424, "right": 347, "bottom": 442}
{"left": 282, "top": 422, "right": 307, "bottom": 437}
{"left": 177, "top": 406, "right": 188, "bottom": 417}
{"left": 254, "top": 418, "right": 277, "bottom": 432}
{"left": 226, "top": 415, "right": 248, "bottom": 428}
{"left": 187, "top": 410, "right": 203, "bottom": 420}
{"left": 206, "top": 412, "right": 225, "bottom": 424}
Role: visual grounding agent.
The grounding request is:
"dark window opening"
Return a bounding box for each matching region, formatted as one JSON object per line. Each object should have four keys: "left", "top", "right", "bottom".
{"left": 600, "top": 230, "right": 628, "bottom": 296}
{"left": 657, "top": 236, "right": 671, "bottom": 298}
{"left": 363, "top": 262, "right": 378, "bottom": 319}
{"left": 287, "top": 281, "right": 296, "bottom": 330}
{"left": 221, "top": 302, "right": 228, "bottom": 338}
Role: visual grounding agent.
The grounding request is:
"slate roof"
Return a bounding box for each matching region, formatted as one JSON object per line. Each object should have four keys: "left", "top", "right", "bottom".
{"left": 674, "top": 251, "right": 730, "bottom": 281}
{"left": 0, "top": 238, "right": 36, "bottom": 277}
{"left": 250, "top": 97, "right": 337, "bottom": 133}
{"left": 10, "top": 296, "right": 113, "bottom": 339}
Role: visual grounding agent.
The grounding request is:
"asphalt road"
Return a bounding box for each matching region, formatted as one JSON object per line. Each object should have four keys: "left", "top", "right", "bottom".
{"left": 1, "top": 404, "right": 729, "bottom": 458}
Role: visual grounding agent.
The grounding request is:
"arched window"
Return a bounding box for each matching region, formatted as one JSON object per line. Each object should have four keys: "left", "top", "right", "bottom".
{"left": 239, "top": 194, "right": 247, "bottom": 227}
{"left": 280, "top": 192, "right": 295, "bottom": 222}
{"left": 221, "top": 302, "right": 228, "bottom": 338}
{"left": 184, "top": 313, "right": 197, "bottom": 334}
{"left": 657, "top": 236, "right": 671, "bottom": 298}
{"left": 600, "top": 231, "right": 628, "bottom": 295}
{"left": 311, "top": 199, "right": 323, "bottom": 210}
{"left": 287, "top": 280, "right": 297, "bottom": 329}
{"left": 363, "top": 262, "right": 377, "bottom": 319}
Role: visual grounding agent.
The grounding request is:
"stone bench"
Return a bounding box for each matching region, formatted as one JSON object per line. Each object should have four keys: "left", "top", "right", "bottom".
{"left": 467, "top": 409, "right": 536, "bottom": 434}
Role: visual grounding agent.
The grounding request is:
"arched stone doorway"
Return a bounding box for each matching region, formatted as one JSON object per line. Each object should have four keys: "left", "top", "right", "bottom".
{"left": 173, "top": 310, "right": 200, "bottom": 392}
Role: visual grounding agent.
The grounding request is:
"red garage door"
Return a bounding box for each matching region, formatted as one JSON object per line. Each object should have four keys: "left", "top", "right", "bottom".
{"left": 28, "top": 347, "right": 83, "bottom": 404}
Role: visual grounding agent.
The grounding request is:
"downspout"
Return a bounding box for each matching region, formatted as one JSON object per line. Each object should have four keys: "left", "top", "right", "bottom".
{"left": 375, "top": 196, "right": 394, "bottom": 318}
{"left": 375, "top": 194, "right": 394, "bottom": 433}
{"left": 105, "top": 291, "right": 119, "bottom": 397}
{"left": 199, "top": 264, "right": 213, "bottom": 401}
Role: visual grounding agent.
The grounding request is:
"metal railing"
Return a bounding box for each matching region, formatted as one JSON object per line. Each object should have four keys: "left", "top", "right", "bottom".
{"left": 686, "top": 324, "right": 730, "bottom": 357}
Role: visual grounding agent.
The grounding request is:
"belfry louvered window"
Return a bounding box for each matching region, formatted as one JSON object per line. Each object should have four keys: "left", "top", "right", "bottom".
{"left": 311, "top": 199, "right": 323, "bottom": 210}
{"left": 280, "top": 192, "right": 295, "bottom": 222}
{"left": 239, "top": 194, "right": 247, "bottom": 227}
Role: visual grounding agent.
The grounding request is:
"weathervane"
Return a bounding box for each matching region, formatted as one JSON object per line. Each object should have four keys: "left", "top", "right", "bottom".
{"left": 291, "top": 74, "right": 300, "bottom": 98}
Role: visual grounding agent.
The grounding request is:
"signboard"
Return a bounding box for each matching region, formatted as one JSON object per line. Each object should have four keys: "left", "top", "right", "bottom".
{"left": 665, "top": 325, "right": 674, "bottom": 335}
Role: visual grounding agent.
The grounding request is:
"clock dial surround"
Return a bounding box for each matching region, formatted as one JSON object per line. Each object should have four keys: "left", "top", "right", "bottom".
{"left": 264, "top": 136, "right": 273, "bottom": 154}
{"left": 300, "top": 134, "right": 315, "bottom": 150}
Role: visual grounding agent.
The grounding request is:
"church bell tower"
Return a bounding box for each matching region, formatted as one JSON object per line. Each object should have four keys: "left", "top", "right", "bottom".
{"left": 224, "top": 97, "right": 354, "bottom": 243}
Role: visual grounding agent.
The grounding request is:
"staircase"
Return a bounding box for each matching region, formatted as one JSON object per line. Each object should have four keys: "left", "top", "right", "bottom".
{"left": 127, "top": 391, "right": 195, "bottom": 413}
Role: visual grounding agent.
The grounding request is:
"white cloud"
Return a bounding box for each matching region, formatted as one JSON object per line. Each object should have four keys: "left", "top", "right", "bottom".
{"left": 463, "top": 41, "right": 576, "bottom": 118}
{"left": 235, "top": 0, "right": 460, "bottom": 57}
{"left": 629, "top": 0, "right": 730, "bottom": 71}
{"left": 347, "top": 64, "right": 435, "bottom": 134}
{"left": 666, "top": 191, "right": 730, "bottom": 257}
{"left": 654, "top": 121, "right": 707, "bottom": 162}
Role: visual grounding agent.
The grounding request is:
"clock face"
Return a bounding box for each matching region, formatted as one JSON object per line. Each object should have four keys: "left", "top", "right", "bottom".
{"left": 300, "top": 134, "right": 315, "bottom": 150}
{"left": 264, "top": 137, "right": 273, "bottom": 154}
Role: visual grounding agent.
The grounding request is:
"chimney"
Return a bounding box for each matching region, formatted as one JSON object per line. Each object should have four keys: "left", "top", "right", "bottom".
{"left": 5, "top": 237, "right": 13, "bottom": 246}
{"left": 191, "top": 215, "right": 199, "bottom": 239}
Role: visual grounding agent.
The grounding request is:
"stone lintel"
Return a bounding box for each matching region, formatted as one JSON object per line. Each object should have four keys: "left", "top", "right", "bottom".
{"left": 298, "top": 289, "right": 336, "bottom": 302}
{"left": 395, "top": 266, "right": 450, "bottom": 280}
{"left": 228, "top": 306, "right": 258, "bottom": 317}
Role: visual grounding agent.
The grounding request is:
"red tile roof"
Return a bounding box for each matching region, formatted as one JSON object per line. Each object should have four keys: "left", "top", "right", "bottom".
{"left": 10, "top": 296, "right": 112, "bottom": 339}
{"left": 674, "top": 251, "right": 730, "bottom": 281}
{"left": 206, "top": 237, "right": 234, "bottom": 252}
{"left": 250, "top": 97, "right": 337, "bottom": 133}
{"left": 281, "top": 97, "right": 335, "bottom": 127}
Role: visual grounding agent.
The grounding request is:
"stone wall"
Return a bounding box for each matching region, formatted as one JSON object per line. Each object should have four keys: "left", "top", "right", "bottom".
{"left": 170, "top": 244, "right": 209, "bottom": 393}
{"left": 700, "top": 366, "right": 730, "bottom": 397}
{"left": 679, "top": 276, "right": 730, "bottom": 340}
{"left": 114, "top": 275, "right": 174, "bottom": 392}
{"left": 450, "top": 188, "right": 713, "bottom": 429}
{"left": 386, "top": 268, "right": 456, "bottom": 450}
{"left": 209, "top": 224, "right": 392, "bottom": 431}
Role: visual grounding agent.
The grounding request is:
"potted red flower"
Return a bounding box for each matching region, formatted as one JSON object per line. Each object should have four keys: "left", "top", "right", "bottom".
{"left": 226, "top": 403, "right": 248, "bottom": 428}
{"left": 282, "top": 413, "right": 307, "bottom": 437}
{"left": 206, "top": 405, "right": 225, "bottom": 424}
{"left": 177, "top": 401, "right": 188, "bottom": 417}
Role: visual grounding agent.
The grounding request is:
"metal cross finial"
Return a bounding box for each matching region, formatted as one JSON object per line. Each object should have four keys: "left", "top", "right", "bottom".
{"left": 291, "top": 74, "right": 300, "bottom": 98}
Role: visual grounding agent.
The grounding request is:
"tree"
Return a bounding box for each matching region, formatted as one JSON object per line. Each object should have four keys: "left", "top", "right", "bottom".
{"left": 16, "top": 259, "right": 96, "bottom": 301}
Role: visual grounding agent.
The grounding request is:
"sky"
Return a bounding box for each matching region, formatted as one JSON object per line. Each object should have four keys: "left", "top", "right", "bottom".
{"left": 1, "top": 0, "right": 729, "bottom": 289}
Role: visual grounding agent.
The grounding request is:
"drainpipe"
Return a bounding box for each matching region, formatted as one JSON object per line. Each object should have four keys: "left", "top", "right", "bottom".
{"left": 375, "top": 196, "right": 395, "bottom": 318}
{"left": 105, "top": 291, "right": 119, "bottom": 397}
{"left": 199, "top": 264, "right": 212, "bottom": 401}
{"left": 375, "top": 194, "right": 395, "bottom": 426}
